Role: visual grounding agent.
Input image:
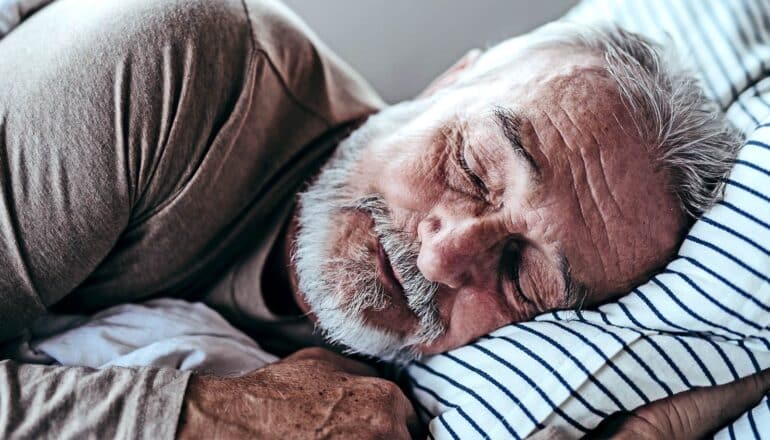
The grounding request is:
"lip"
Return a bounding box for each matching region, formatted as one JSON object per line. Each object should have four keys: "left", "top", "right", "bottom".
{"left": 375, "top": 237, "right": 406, "bottom": 300}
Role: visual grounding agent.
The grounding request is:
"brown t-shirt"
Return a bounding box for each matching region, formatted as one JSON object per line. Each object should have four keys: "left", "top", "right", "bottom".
{"left": 0, "top": 0, "right": 383, "bottom": 438}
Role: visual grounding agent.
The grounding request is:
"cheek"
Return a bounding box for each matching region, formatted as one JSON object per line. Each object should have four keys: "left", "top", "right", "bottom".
{"left": 423, "top": 288, "right": 514, "bottom": 353}
{"left": 325, "top": 210, "right": 375, "bottom": 258}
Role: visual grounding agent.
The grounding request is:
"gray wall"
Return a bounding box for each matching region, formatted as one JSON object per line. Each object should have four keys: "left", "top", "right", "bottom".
{"left": 283, "top": 1, "right": 579, "bottom": 103}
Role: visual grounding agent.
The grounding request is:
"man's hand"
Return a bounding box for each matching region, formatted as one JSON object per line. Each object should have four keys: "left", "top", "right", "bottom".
{"left": 587, "top": 368, "right": 770, "bottom": 439}
{"left": 176, "top": 347, "right": 419, "bottom": 439}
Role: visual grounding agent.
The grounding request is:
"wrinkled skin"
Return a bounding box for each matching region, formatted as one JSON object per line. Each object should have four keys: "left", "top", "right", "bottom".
{"left": 291, "top": 45, "right": 687, "bottom": 354}
{"left": 179, "top": 348, "right": 420, "bottom": 440}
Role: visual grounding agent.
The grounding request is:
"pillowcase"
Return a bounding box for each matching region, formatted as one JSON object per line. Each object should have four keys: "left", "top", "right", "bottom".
{"left": 406, "top": 1, "right": 770, "bottom": 438}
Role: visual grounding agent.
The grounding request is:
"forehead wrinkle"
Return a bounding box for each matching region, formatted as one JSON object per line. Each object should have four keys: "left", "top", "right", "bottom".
{"left": 542, "top": 109, "right": 609, "bottom": 284}
{"left": 555, "top": 104, "right": 618, "bottom": 275}
{"left": 581, "top": 89, "right": 658, "bottom": 279}
{"left": 569, "top": 149, "right": 612, "bottom": 282}
{"left": 581, "top": 99, "right": 638, "bottom": 215}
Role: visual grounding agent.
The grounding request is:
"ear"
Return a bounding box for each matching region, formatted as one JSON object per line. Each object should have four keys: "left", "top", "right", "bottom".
{"left": 418, "top": 49, "right": 482, "bottom": 98}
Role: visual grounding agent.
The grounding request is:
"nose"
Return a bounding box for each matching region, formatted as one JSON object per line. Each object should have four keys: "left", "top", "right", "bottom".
{"left": 416, "top": 213, "right": 498, "bottom": 288}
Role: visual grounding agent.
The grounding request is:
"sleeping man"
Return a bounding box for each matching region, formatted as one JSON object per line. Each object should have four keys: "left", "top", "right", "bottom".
{"left": 1, "top": 0, "right": 768, "bottom": 438}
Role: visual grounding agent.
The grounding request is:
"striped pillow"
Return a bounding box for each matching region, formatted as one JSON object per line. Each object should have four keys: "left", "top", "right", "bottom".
{"left": 406, "top": 1, "right": 770, "bottom": 438}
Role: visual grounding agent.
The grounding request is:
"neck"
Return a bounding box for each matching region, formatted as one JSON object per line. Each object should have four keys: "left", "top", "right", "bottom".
{"left": 262, "top": 203, "right": 311, "bottom": 317}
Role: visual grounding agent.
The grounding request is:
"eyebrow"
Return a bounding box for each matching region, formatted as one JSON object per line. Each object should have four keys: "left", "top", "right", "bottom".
{"left": 492, "top": 106, "right": 541, "bottom": 177}
{"left": 559, "top": 254, "right": 589, "bottom": 311}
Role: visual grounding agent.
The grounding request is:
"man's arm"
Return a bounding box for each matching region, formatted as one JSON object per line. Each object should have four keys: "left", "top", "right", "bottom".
{"left": 177, "top": 348, "right": 420, "bottom": 440}
{"left": 587, "top": 368, "right": 770, "bottom": 439}
{"left": 524, "top": 368, "right": 770, "bottom": 439}
{"left": 1, "top": 347, "right": 419, "bottom": 440}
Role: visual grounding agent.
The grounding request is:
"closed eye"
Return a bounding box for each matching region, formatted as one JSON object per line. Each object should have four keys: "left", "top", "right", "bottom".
{"left": 455, "top": 144, "right": 489, "bottom": 198}
{"left": 499, "top": 243, "right": 535, "bottom": 307}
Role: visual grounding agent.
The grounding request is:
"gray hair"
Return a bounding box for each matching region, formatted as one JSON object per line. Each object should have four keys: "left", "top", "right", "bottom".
{"left": 465, "top": 23, "right": 743, "bottom": 220}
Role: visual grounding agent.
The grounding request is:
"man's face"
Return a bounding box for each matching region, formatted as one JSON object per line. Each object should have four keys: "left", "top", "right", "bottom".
{"left": 294, "top": 45, "right": 686, "bottom": 361}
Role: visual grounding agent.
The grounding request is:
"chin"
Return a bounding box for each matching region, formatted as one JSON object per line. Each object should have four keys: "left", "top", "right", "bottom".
{"left": 293, "top": 99, "right": 446, "bottom": 362}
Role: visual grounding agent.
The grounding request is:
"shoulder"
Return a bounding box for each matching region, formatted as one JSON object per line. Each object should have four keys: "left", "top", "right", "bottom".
{"left": 241, "top": 0, "right": 385, "bottom": 126}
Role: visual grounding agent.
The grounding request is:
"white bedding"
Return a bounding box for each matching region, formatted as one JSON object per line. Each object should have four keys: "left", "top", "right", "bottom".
{"left": 5, "top": 299, "right": 276, "bottom": 377}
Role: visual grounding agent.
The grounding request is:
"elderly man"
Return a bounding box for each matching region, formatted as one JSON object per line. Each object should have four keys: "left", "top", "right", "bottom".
{"left": 0, "top": 0, "right": 766, "bottom": 438}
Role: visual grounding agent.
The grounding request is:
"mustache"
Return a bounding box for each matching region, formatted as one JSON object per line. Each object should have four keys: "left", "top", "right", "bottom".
{"left": 343, "top": 194, "right": 445, "bottom": 344}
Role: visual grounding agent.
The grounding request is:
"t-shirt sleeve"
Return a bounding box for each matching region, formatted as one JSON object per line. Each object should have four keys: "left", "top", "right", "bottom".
{"left": 0, "top": 360, "right": 190, "bottom": 440}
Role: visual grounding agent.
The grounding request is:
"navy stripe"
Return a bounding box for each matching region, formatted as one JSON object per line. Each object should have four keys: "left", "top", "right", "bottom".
{"left": 741, "top": 336, "right": 764, "bottom": 440}
{"left": 738, "top": 340, "right": 762, "bottom": 373}
{"left": 411, "top": 389, "right": 435, "bottom": 425}
{"left": 541, "top": 320, "right": 650, "bottom": 404}
{"left": 623, "top": 286, "right": 744, "bottom": 384}
{"left": 614, "top": 300, "right": 653, "bottom": 331}
{"left": 704, "top": 339, "right": 740, "bottom": 381}
{"left": 496, "top": 325, "right": 627, "bottom": 410}
{"left": 414, "top": 360, "right": 517, "bottom": 436}
{"left": 549, "top": 315, "right": 675, "bottom": 397}
{"left": 718, "top": 200, "right": 770, "bottom": 232}
{"left": 701, "top": 2, "right": 770, "bottom": 111}
{"left": 612, "top": 302, "right": 716, "bottom": 388}
{"left": 679, "top": 255, "right": 770, "bottom": 312}
{"left": 637, "top": 283, "right": 740, "bottom": 341}
{"left": 467, "top": 343, "right": 589, "bottom": 433}
{"left": 636, "top": 1, "right": 724, "bottom": 108}
{"left": 765, "top": 393, "right": 770, "bottom": 436}
{"left": 734, "top": 343, "right": 762, "bottom": 439}
{"left": 675, "top": 336, "right": 717, "bottom": 385}
{"left": 686, "top": 234, "right": 770, "bottom": 283}
{"left": 649, "top": 277, "right": 747, "bottom": 339}
{"left": 442, "top": 350, "right": 536, "bottom": 435}
{"left": 676, "top": 0, "right": 760, "bottom": 121}
{"left": 727, "top": 0, "right": 752, "bottom": 48}
{"left": 728, "top": 0, "right": 770, "bottom": 95}
{"left": 700, "top": 216, "right": 770, "bottom": 257}
{"left": 748, "top": 0, "right": 770, "bottom": 46}
{"left": 748, "top": 407, "right": 760, "bottom": 440}
{"left": 411, "top": 362, "right": 519, "bottom": 438}
{"left": 735, "top": 158, "right": 770, "bottom": 177}
{"left": 738, "top": 0, "right": 770, "bottom": 129}
{"left": 409, "top": 376, "right": 486, "bottom": 439}
{"left": 665, "top": 268, "right": 762, "bottom": 331}
{"left": 725, "top": 178, "right": 770, "bottom": 204}
{"left": 664, "top": 269, "right": 770, "bottom": 351}
{"left": 746, "top": 139, "right": 770, "bottom": 151}
{"left": 591, "top": 311, "right": 695, "bottom": 388}
{"left": 632, "top": 286, "right": 693, "bottom": 334}
{"left": 638, "top": 335, "right": 694, "bottom": 388}
{"left": 631, "top": 1, "right": 724, "bottom": 110}
{"left": 437, "top": 416, "right": 458, "bottom": 440}
{"left": 480, "top": 333, "right": 613, "bottom": 416}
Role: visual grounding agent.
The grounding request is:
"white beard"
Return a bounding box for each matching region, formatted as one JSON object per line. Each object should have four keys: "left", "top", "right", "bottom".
{"left": 293, "top": 98, "right": 445, "bottom": 363}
